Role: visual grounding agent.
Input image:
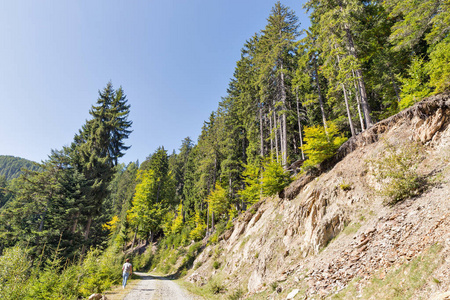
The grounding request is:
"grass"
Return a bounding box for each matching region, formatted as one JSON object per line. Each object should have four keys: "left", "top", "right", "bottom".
{"left": 103, "top": 277, "right": 140, "bottom": 300}
{"left": 179, "top": 274, "right": 229, "bottom": 299}
{"left": 342, "top": 222, "right": 362, "bottom": 235}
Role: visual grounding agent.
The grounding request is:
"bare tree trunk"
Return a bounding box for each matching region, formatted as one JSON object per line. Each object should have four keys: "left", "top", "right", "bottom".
{"left": 295, "top": 89, "right": 305, "bottom": 160}
{"left": 352, "top": 69, "right": 366, "bottom": 131}
{"left": 259, "top": 103, "right": 264, "bottom": 157}
{"left": 84, "top": 216, "right": 92, "bottom": 240}
{"left": 388, "top": 68, "right": 401, "bottom": 102}
{"left": 38, "top": 199, "right": 51, "bottom": 233}
{"left": 280, "top": 63, "right": 288, "bottom": 166}
{"left": 131, "top": 226, "right": 138, "bottom": 249}
{"left": 338, "top": 15, "right": 373, "bottom": 127}
{"left": 269, "top": 110, "right": 274, "bottom": 155}
{"left": 274, "top": 110, "right": 279, "bottom": 162}
{"left": 342, "top": 83, "right": 356, "bottom": 136}
{"left": 278, "top": 113, "right": 284, "bottom": 164}
{"left": 206, "top": 204, "right": 209, "bottom": 237}
{"left": 313, "top": 55, "right": 328, "bottom": 134}
{"left": 71, "top": 211, "right": 80, "bottom": 234}
{"left": 336, "top": 51, "right": 356, "bottom": 137}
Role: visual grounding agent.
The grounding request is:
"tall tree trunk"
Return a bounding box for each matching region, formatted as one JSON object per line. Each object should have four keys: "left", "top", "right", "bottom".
{"left": 273, "top": 110, "right": 279, "bottom": 162}
{"left": 131, "top": 226, "right": 138, "bottom": 249}
{"left": 388, "top": 67, "right": 401, "bottom": 102}
{"left": 336, "top": 51, "right": 356, "bottom": 137}
{"left": 81, "top": 215, "right": 93, "bottom": 255}
{"left": 295, "top": 89, "right": 305, "bottom": 160}
{"left": 71, "top": 211, "right": 80, "bottom": 234}
{"left": 38, "top": 199, "right": 51, "bottom": 233}
{"left": 259, "top": 103, "right": 264, "bottom": 157}
{"left": 84, "top": 216, "right": 92, "bottom": 241}
{"left": 341, "top": 83, "right": 356, "bottom": 136}
{"left": 269, "top": 110, "right": 274, "bottom": 155}
{"left": 206, "top": 204, "right": 209, "bottom": 237}
{"left": 339, "top": 20, "right": 373, "bottom": 127}
{"left": 278, "top": 113, "right": 284, "bottom": 164}
{"left": 336, "top": 0, "right": 372, "bottom": 128}
{"left": 352, "top": 69, "right": 366, "bottom": 131}
{"left": 313, "top": 55, "right": 328, "bottom": 134}
{"left": 280, "top": 63, "right": 288, "bottom": 166}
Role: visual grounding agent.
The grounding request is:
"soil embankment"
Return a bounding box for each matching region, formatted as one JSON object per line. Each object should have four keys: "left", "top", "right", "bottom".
{"left": 186, "top": 92, "right": 450, "bottom": 299}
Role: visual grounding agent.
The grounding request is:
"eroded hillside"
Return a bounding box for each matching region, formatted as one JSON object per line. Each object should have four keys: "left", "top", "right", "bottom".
{"left": 186, "top": 93, "right": 450, "bottom": 299}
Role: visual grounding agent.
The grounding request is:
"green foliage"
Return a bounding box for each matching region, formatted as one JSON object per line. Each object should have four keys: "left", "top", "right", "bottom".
{"left": 190, "top": 211, "right": 207, "bottom": 241}
{"left": 261, "top": 157, "right": 292, "bottom": 196}
{"left": 368, "top": 141, "right": 425, "bottom": 205}
{"left": 0, "top": 155, "right": 41, "bottom": 181}
{"left": 0, "top": 246, "right": 31, "bottom": 299}
{"left": 238, "top": 163, "right": 261, "bottom": 205}
{"left": 398, "top": 57, "right": 432, "bottom": 110}
{"left": 302, "top": 122, "right": 347, "bottom": 168}
{"left": 209, "top": 277, "right": 226, "bottom": 294}
{"left": 228, "top": 287, "right": 245, "bottom": 300}
{"left": 213, "top": 261, "right": 220, "bottom": 269}
{"left": 207, "top": 183, "right": 229, "bottom": 220}
{"left": 171, "top": 204, "right": 184, "bottom": 235}
{"left": 0, "top": 243, "right": 124, "bottom": 299}
{"left": 428, "top": 39, "right": 450, "bottom": 93}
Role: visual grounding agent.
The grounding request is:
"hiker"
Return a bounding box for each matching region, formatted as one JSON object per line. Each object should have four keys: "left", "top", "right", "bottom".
{"left": 122, "top": 258, "right": 133, "bottom": 288}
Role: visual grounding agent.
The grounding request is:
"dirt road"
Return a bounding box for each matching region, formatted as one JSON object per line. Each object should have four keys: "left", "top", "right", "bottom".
{"left": 123, "top": 272, "right": 197, "bottom": 300}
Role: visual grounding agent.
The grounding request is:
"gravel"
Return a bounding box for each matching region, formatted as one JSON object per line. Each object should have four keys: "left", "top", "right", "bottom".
{"left": 123, "top": 272, "right": 197, "bottom": 300}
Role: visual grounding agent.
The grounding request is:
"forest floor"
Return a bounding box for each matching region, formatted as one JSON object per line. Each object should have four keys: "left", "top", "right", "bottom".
{"left": 105, "top": 272, "right": 199, "bottom": 300}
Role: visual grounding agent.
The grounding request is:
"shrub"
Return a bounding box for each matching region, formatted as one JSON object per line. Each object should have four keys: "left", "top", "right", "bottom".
{"left": 340, "top": 182, "right": 351, "bottom": 191}
{"left": 368, "top": 141, "right": 425, "bottom": 205}
{"left": 209, "top": 278, "right": 226, "bottom": 294}
{"left": 261, "top": 157, "right": 292, "bottom": 196}
{"left": 0, "top": 246, "right": 32, "bottom": 299}
{"left": 228, "top": 287, "right": 244, "bottom": 300}
{"left": 302, "top": 122, "right": 347, "bottom": 169}
{"left": 213, "top": 261, "right": 220, "bottom": 269}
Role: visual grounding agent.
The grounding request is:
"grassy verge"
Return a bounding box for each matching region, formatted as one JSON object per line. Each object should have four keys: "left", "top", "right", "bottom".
{"left": 103, "top": 275, "right": 140, "bottom": 300}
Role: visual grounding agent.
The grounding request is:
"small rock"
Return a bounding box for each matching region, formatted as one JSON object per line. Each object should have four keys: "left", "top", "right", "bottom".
{"left": 88, "top": 294, "right": 102, "bottom": 300}
{"left": 276, "top": 286, "right": 283, "bottom": 293}
{"left": 286, "top": 289, "right": 300, "bottom": 299}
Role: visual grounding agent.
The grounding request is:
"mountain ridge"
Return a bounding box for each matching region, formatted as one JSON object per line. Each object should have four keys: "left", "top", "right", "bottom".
{"left": 0, "top": 155, "right": 40, "bottom": 181}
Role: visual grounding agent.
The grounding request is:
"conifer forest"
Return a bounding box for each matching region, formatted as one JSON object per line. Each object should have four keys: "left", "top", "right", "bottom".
{"left": 0, "top": 1, "right": 449, "bottom": 298}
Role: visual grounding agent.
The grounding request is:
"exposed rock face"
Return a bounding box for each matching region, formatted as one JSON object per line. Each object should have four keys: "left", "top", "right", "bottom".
{"left": 186, "top": 93, "right": 450, "bottom": 299}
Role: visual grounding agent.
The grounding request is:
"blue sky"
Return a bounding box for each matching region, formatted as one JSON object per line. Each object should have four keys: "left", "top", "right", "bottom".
{"left": 0, "top": 0, "right": 310, "bottom": 164}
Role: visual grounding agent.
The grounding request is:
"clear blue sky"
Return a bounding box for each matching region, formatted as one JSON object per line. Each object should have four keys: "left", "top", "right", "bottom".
{"left": 0, "top": 0, "right": 310, "bottom": 164}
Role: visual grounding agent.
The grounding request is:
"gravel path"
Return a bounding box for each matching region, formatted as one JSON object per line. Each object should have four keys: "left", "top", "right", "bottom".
{"left": 123, "top": 272, "right": 197, "bottom": 300}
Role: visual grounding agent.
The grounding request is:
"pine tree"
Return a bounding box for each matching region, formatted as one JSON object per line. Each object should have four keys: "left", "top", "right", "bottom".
{"left": 256, "top": 2, "right": 300, "bottom": 166}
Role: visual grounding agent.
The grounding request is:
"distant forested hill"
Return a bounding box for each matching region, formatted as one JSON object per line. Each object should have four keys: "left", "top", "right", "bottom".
{"left": 0, "top": 155, "right": 41, "bottom": 180}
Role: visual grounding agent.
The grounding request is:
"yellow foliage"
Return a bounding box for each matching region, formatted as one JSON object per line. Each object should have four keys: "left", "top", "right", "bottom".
{"left": 189, "top": 211, "right": 206, "bottom": 241}
{"left": 171, "top": 204, "right": 184, "bottom": 234}
{"left": 206, "top": 183, "right": 229, "bottom": 217}
{"left": 102, "top": 215, "right": 120, "bottom": 235}
{"left": 302, "top": 122, "right": 347, "bottom": 168}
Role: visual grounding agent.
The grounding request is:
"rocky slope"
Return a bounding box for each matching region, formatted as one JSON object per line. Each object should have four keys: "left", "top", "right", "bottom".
{"left": 186, "top": 92, "right": 450, "bottom": 299}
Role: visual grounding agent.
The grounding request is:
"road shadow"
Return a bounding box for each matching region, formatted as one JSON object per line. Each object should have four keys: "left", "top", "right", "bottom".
{"left": 133, "top": 272, "right": 177, "bottom": 281}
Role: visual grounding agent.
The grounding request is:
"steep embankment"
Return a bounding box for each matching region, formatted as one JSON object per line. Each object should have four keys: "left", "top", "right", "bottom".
{"left": 186, "top": 93, "right": 450, "bottom": 299}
